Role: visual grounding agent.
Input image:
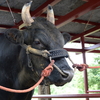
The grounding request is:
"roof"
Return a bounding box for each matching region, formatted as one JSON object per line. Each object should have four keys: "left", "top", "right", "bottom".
{"left": 0, "top": 0, "right": 100, "bottom": 53}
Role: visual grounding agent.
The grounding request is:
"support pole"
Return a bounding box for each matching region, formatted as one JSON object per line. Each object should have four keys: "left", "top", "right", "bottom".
{"left": 81, "top": 37, "right": 89, "bottom": 100}
{"left": 38, "top": 85, "right": 51, "bottom": 100}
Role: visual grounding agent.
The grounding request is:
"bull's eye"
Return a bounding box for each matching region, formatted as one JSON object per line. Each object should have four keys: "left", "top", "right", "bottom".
{"left": 34, "top": 39, "right": 41, "bottom": 45}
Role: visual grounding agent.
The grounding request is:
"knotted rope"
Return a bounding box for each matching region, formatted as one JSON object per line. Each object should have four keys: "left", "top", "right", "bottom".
{"left": 0, "top": 60, "right": 54, "bottom": 93}
{"left": 73, "top": 64, "right": 89, "bottom": 71}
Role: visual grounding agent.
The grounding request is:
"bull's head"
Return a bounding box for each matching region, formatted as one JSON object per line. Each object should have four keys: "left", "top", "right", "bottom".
{"left": 5, "top": 1, "right": 74, "bottom": 86}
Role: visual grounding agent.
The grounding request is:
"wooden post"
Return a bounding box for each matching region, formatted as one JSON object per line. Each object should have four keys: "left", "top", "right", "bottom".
{"left": 38, "top": 85, "right": 51, "bottom": 100}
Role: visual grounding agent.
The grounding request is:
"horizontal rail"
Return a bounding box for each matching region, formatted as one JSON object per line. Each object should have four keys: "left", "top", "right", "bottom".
{"left": 32, "top": 94, "right": 100, "bottom": 98}
{"left": 87, "top": 90, "right": 100, "bottom": 93}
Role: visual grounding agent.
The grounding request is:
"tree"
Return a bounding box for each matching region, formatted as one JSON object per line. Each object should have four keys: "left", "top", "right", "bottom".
{"left": 88, "top": 54, "right": 100, "bottom": 90}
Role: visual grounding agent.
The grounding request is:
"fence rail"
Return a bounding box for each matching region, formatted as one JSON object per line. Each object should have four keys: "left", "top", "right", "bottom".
{"left": 32, "top": 94, "right": 100, "bottom": 98}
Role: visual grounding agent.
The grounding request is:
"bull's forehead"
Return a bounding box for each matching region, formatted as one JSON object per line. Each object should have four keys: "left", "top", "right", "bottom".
{"left": 31, "top": 18, "right": 65, "bottom": 48}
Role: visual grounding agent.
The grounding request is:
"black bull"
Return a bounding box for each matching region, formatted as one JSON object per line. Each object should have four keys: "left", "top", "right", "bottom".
{"left": 0, "top": 18, "right": 74, "bottom": 100}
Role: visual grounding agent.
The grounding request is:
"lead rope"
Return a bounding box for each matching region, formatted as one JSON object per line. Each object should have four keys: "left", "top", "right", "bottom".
{"left": 68, "top": 54, "right": 77, "bottom": 72}
{"left": 0, "top": 60, "right": 54, "bottom": 93}
{"left": 68, "top": 53, "right": 89, "bottom": 72}
{"left": 49, "top": 57, "right": 67, "bottom": 76}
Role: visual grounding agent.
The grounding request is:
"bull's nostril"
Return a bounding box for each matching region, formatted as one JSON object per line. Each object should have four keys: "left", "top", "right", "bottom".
{"left": 62, "top": 70, "right": 70, "bottom": 78}
{"left": 61, "top": 70, "right": 74, "bottom": 82}
{"left": 63, "top": 70, "right": 70, "bottom": 75}
{"left": 62, "top": 74, "right": 68, "bottom": 78}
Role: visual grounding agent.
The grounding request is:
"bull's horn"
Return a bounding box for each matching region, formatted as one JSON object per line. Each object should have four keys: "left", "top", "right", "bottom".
{"left": 21, "top": 1, "right": 34, "bottom": 26}
{"left": 47, "top": 5, "right": 55, "bottom": 24}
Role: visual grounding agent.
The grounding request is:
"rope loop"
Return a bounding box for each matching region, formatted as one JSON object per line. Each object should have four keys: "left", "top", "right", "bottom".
{"left": 41, "top": 60, "right": 54, "bottom": 77}
{"left": 73, "top": 64, "right": 89, "bottom": 71}
{"left": 0, "top": 60, "right": 54, "bottom": 93}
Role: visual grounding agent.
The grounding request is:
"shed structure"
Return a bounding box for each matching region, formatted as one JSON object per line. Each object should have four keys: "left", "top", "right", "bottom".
{"left": 0, "top": 0, "right": 100, "bottom": 100}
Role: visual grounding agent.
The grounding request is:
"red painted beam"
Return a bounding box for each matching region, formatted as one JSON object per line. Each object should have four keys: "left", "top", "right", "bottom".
{"left": 31, "top": 0, "right": 61, "bottom": 17}
{"left": 72, "top": 19, "right": 100, "bottom": 26}
{"left": 0, "top": 6, "right": 21, "bottom": 13}
{"left": 74, "top": 41, "right": 99, "bottom": 45}
{"left": 63, "top": 32, "right": 100, "bottom": 40}
{"left": 65, "top": 48, "right": 82, "bottom": 52}
{"left": 64, "top": 48, "right": 100, "bottom": 53}
{"left": 87, "top": 90, "right": 100, "bottom": 93}
{"left": 82, "top": 0, "right": 95, "bottom": 2}
{"left": 12, "top": 0, "right": 61, "bottom": 28}
{"left": 80, "top": 37, "right": 89, "bottom": 100}
{"left": 32, "top": 94, "right": 100, "bottom": 98}
{"left": 0, "top": 24, "right": 13, "bottom": 28}
{"left": 71, "top": 25, "right": 100, "bottom": 42}
{"left": 1, "top": 7, "right": 99, "bottom": 27}
{"left": 55, "top": 0, "right": 100, "bottom": 28}
{"left": 86, "top": 36, "right": 100, "bottom": 40}
{"left": 0, "top": 6, "right": 60, "bottom": 19}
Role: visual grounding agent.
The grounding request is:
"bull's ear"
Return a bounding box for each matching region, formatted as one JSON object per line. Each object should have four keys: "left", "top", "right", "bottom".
{"left": 62, "top": 32, "right": 71, "bottom": 44}
{"left": 5, "top": 28, "right": 24, "bottom": 44}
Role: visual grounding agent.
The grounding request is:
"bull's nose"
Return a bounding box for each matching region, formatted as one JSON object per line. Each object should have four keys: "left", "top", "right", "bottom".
{"left": 62, "top": 70, "right": 74, "bottom": 81}
{"left": 62, "top": 70, "right": 70, "bottom": 77}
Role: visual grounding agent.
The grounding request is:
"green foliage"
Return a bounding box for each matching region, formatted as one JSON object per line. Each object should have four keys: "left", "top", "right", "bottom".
{"left": 75, "top": 53, "right": 100, "bottom": 93}
{"left": 34, "top": 87, "right": 38, "bottom": 95}
{"left": 74, "top": 71, "right": 85, "bottom": 93}
{"left": 88, "top": 68, "right": 100, "bottom": 89}
{"left": 87, "top": 54, "right": 100, "bottom": 90}
{"left": 94, "top": 56, "right": 100, "bottom": 65}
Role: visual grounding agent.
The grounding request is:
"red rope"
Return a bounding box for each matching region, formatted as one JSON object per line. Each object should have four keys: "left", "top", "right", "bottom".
{"left": 87, "top": 66, "right": 100, "bottom": 69}
{"left": 0, "top": 60, "right": 54, "bottom": 93}
{"left": 73, "top": 64, "right": 100, "bottom": 71}
{"left": 73, "top": 64, "right": 88, "bottom": 71}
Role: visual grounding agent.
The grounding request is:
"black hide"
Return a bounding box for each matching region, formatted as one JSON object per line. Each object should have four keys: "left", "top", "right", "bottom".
{"left": 0, "top": 18, "right": 74, "bottom": 100}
